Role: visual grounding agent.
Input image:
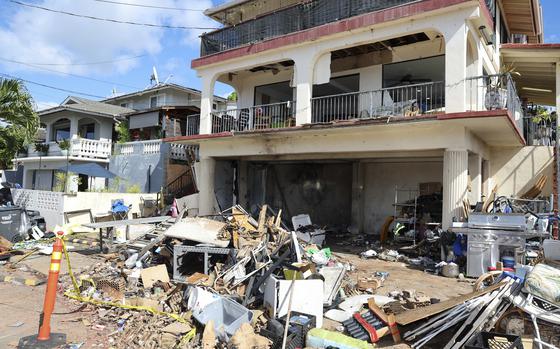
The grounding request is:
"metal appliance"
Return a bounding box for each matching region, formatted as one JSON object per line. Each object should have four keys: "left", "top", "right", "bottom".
{"left": 467, "top": 213, "right": 528, "bottom": 231}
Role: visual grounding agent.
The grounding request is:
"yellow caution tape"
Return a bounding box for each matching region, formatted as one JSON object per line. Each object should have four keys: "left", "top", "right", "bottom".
{"left": 59, "top": 238, "right": 196, "bottom": 346}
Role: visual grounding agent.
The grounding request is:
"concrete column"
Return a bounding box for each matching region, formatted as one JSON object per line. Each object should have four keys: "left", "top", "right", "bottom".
{"left": 468, "top": 153, "right": 482, "bottom": 203}
{"left": 44, "top": 122, "right": 52, "bottom": 142}
{"left": 350, "top": 161, "right": 365, "bottom": 234}
{"left": 69, "top": 116, "right": 79, "bottom": 139}
{"left": 237, "top": 160, "right": 249, "bottom": 208}
{"left": 198, "top": 157, "right": 216, "bottom": 215}
{"left": 444, "top": 21, "right": 467, "bottom": 113}
{"left": 442, "top": 149, "right": 469, "bottom": 229}
{"left": 294, "top": 58, "right": 314, "bottom": 125}
{"left": 199, "top": 74, "right": 216, "bottom": 135}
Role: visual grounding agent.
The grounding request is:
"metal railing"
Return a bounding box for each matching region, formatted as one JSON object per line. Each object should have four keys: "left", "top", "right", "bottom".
{"left": 211, "top": 101, "right": 296, "bottom": 133}
{"left": 201, "top": 0, "right": 418, "bottom": 56}
{"left": 166, "top": 114, "right": 200, "bottom": 137}
{"left": 310, "top": 81, "right": 445, "bottom": 123}
{"left": 465, "top": 73, "right": 524, "bottom": 131}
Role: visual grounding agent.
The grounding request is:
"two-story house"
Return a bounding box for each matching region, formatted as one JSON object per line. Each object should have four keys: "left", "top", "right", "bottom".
{"left": 14, "top": 96, "right": 133, "bottom": 192}
{"left": 167, "top": 0, "right": 559, "bottom": 233}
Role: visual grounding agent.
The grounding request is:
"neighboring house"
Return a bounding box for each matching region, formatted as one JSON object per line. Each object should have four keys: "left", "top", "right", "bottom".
{"left": 14, "top": 96, "right": 133, "bottom": 192}
{"left": 167, "top": 0, "right": 559, "bottom": 232}
{"left": 103, "top": 83, "right": 227, "bottom": 140}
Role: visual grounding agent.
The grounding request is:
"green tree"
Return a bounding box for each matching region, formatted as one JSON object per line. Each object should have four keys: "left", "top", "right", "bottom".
{"left": 227, "top": 91, "right": 237, "bottom": 101}
{"left": 0, "top": 78, "right": 39, "bottom": 168}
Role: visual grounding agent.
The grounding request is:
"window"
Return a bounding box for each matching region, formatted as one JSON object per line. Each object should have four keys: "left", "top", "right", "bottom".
{"left": 79, "top": 123, "right": 95, "bottom": 139}
{"left": 212, "top": 103, "right": 217, "bottom": 110}
{"left": 120, "top": 102, "right": 129, "bottom": 108}
{"left": 52, "top": 119, "right": 71, "bottom": 141}
{"left": 150, "top": 96, "right": 158, "bottom": 108}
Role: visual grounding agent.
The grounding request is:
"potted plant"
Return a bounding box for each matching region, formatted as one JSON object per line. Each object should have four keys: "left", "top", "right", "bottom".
{"left": 34, "top": 143, "right": 49, "bottom": 156}
{"left": 16, "top": 146, "right": 28, "bottom": 158}
{"left": 57, "top": 139, "right": 70, "bottom": 156}
{"left": 485, "top": 64, "right": 520, "bottom": 110}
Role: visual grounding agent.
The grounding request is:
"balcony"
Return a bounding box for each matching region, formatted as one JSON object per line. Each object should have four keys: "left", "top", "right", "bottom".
{"left": 211, "top": 101, "right": 296, "bottom": 133}
{"left": 113, "top": 139, "right": 197, "bottom": 162}
{"left": 24, "top": 138, "right": 112, "bottom": 160}
{"left": 201, "top": 0, "right": 420, "bottom": 56}
{"left": 311, "top": 81, "right": 445, "bottom": 123}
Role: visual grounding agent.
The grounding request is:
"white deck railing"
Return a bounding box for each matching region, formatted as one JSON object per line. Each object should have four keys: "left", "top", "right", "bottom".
{"left": 113, "top": 139, "right": 163, "bottom": 156}
{"left": 26, "top": 139, "right": 111, "bottom": 160}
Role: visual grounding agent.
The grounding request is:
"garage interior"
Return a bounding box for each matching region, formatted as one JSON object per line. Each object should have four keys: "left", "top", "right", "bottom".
{"left": 212, "top": 155, "right": 448, "bottom": 235}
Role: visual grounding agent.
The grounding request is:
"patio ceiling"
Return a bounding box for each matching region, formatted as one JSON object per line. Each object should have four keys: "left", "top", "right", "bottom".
{"left": 499, "top": 0, "right": 543, "bottom": 43}
{"left": 501, "top": 44, "right": 560, "bottom": 106}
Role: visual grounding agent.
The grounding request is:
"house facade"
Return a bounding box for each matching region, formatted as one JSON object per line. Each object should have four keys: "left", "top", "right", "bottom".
{"left": 14, "top": 96, "right": 132, "bottom": 192}
{"left": 167, "top": 0, "right": 559, "bottom": 232}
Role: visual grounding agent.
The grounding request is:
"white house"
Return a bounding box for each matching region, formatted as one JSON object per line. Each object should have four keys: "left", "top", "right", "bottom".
{"left": 14, "top": 96, "right": 133, "bottom": 192}
{"left": 167, "top": 0, "right": 559, "bottom": 233}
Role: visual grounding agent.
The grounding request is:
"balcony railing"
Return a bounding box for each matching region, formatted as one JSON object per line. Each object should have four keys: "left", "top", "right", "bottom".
{"left": 465, "top": 74, "right": 523, "bottom": 131}
{"left": 113, "top": 139, "right": 162, "bottom": 156}
{"left": 311, "top": 81, "right": 445, "bottom": 123}
{"left": 211, "top": 101, "right": 296, "bottom": 134}
{"left": 25, "top": 139, "right": 111, "bottom": 160}
{"left": 201, "top": 0, "right": 419, "bottom": 56}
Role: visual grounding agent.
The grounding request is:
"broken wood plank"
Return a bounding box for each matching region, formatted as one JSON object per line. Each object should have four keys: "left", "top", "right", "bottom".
{"left": 257, "top": 205, "right": 268, "bottom": 235}
{"left": 395, "top": 281, "right": 506, "bottom": 325}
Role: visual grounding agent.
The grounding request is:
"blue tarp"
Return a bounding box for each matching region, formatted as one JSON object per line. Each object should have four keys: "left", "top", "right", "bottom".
{"left": 57, "top": 163, "right": 118, "bottom": 179}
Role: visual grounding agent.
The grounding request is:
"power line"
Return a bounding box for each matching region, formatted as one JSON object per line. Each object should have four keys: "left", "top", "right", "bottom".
{"left": 0, "top": 73, "right": 105, "bottom": 99}
{"left": 0, "top": 56, "right": 142, "bottom": 89}
{"left": 92, "top": 0, "right": 204, "bottom": 11}
{"left": 7, "top": 0, "right": 217, "bottom": 30}
{"left": 0, "top": 54, "right": 147, "bottom": 67}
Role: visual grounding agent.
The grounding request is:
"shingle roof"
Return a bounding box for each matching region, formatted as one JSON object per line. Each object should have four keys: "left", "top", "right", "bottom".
{"left": 39, "top": 96, "right": 134, "bottom": 118}
{"left": 101, "top": 83, "right": 227, "bottom": 103}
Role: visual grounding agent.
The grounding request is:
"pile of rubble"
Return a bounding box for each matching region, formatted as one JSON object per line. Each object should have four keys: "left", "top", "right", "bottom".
{"left": 6, "top": 202, "right": 560, "bottom": 349}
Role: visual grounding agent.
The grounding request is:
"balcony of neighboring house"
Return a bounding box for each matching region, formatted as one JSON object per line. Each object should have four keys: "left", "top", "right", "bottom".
{"left": 201, "top": 0, "right": 430, "bottom": 57}
{"left": 113, "top": 139, "right": 197, "bottom": 162}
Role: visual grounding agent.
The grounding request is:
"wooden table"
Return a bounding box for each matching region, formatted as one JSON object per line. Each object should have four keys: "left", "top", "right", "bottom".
{"left": 82, "top": 216, "right": 173, "bottom": 252}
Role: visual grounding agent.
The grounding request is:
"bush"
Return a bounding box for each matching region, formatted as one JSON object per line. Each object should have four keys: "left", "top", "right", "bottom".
{"left": 58, "top": 139, "right": 70, "bottom": 150}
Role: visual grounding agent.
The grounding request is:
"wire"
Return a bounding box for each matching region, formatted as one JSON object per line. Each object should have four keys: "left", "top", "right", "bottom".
{"left": 7, "top": 0, "right": 217, "bottom": 30}
{"left": 0, "top": 54, "right": 147, "bottom": 67}
{"left": 0, "top": 72, "right": 105, "bottom": 99}
{"left": 91, "top": 0, "right": 204, "bottom": 11}
{"left": 0, "top": 57, "right": 141, "bottom": 89}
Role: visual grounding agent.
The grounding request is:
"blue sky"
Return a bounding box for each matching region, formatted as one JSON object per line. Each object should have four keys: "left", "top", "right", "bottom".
{"left": 0, "top": 0, "right": 558, "bottom": 110}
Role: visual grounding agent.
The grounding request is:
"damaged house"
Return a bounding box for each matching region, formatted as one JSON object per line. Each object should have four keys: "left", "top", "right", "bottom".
{"left": 167, "top": 0, "right": 558, "bottom": 233}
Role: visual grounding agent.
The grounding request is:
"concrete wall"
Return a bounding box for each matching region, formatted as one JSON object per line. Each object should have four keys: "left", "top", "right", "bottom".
{"left": 489, "top": 146, "right": 554, "bottom": 198}
{"left": 245, "top": 162, "right": 353, "bottom": 228}
{"left": 63, "top": 192, "right": 157, "bottom": 221}
{"left": 41, "top": 111, "right": 114, "bottom": 142}
{"left": 361, "top": 160, "right": 443, "bottom": 233}
{"left": 109, "top": 146, "right": 167, "bottom": 193}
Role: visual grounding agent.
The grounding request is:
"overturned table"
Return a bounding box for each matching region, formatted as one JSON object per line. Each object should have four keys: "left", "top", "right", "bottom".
{"left": 82, "top": 216, "right": 173, "bottom": 252}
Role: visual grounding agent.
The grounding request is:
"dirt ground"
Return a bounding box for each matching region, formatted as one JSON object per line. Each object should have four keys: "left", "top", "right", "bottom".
{"left": 0, "top": 241, "right": 475, "bottom": 348}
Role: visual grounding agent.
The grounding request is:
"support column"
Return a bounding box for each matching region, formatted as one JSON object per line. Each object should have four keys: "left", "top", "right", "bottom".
{"left": 199, "top": 74, "right": 216, "bottom": 135}
{"left": 556, "top": 62, "right": 560, "bottom": 112}
{"left": 444, "top": 22, "right": 467, "bottom": 113}
{"left": 442, "top": 149, "right": 469, "bottom": 229}
{"left": 293, "top": 58, "right": 314, "bottom": 126}
{"left": 350, "top": 161, "right": 365, "bottom": 234}
{"left": 198, "top": 157, "right": 216, "bottom": 216}
{"left": 468, "top": 153, "right": 482, "bottom": 203}
{"left": 69, "top": 116, "right": 79, "bottom": 140}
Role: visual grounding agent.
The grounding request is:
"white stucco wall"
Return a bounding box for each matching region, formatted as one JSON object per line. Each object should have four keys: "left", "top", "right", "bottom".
{"left": 41, "top": 111, "right": 114, "bottom": 142}
{"left": 489, "top": 146, "right": 554, "bottom": 198}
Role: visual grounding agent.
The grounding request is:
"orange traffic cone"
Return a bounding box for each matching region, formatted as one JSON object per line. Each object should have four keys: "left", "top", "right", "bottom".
{"left": 18, "top": 232, "right": 67, "bottom": 348}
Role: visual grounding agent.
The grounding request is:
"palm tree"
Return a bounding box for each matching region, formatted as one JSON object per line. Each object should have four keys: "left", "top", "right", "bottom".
{"left": 0, "top": 78, "right": 39, "bottom": 168}
{"left": 0, "top": 78, "right": 39, "bottom": 141}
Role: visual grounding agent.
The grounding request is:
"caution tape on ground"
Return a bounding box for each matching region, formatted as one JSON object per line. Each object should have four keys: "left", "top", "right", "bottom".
{"left": 59, "top": 238, "right": 196, "bottom": 346}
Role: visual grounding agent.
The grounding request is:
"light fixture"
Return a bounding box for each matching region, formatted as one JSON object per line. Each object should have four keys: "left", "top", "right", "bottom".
{"left": 522, "top": 87, "right": 553, "bottom": 93}
{"left": 478, "top": 26, "right": 494, "bottom": 45}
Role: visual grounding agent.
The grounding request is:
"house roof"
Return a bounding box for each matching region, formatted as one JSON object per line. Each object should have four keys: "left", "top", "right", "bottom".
{"left": 39, "top": 96, "right": 134, "bottom": 118}
{"left": 101, "top": 83, "right": 227, "bottom": 103}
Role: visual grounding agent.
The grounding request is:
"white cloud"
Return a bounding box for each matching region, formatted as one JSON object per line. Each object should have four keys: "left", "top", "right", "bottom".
{"left": 36, "top": 101, "right": 59, "bottom": 111}
{"left": 0, "top": 0, "right": 215, "bottom": 76}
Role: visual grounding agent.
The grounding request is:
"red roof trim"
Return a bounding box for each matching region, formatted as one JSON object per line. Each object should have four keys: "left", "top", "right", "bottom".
{"left": 501, "top": 43, "right": 560, "bottom": 49}
{"left": 192, "top": 0, "right": 471, "bottom": 69}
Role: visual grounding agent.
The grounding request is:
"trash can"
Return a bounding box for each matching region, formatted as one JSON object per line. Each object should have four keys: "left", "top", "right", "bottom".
{"left": 0, "top": 207, "right": 24, "bottom": 242}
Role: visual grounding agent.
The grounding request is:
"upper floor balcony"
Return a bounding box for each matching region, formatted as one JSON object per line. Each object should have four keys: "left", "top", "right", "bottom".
{"left": 201, "top": 0, "right": 428, "bottom": 57}
{"left": 18, "top": 138, "right": 112, "bottom": 161}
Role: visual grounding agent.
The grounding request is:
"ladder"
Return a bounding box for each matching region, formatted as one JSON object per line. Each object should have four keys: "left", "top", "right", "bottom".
{"left": 121, "top": 218, "right": 176, "bottom": 257}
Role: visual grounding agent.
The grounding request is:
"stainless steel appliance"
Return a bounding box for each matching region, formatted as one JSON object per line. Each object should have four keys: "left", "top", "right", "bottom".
{"left": 467, "top": 213, "right": 527, "bottom": 231}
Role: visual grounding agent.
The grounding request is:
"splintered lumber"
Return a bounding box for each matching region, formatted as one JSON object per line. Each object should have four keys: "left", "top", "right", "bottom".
{"left": 521, "top": 175, "right": 547, "bottom": 199}
{"left": 395, "top": 281, "right": 505, "bottom": 325}
{"left": 257, "top": 205, "right": 268, "bottom": 235}
{"left": 482, "top": 185, "right": 498, "bottom": 212}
